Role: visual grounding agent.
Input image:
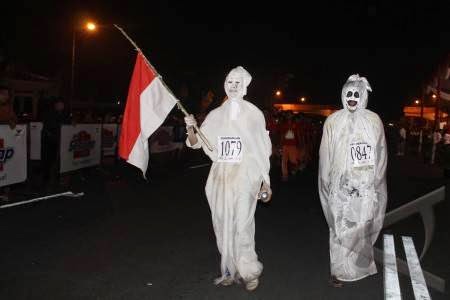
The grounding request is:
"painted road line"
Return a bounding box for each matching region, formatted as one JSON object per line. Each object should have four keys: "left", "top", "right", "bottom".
{"left": 402, "top": 236, "right": 431, "bottom": 300}
{"left": 0, "top": 191, "right": 84, "bottom": 209}
{"left": 384, "top": 234, "right": 402, "bottom": 300}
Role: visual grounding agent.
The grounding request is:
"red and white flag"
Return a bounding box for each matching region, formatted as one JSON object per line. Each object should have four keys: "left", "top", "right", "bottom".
{"left": 119, "top": 52, "right": 177, "bottom": 175}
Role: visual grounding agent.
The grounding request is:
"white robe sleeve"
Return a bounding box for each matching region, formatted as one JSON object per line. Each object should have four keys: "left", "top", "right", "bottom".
{"left": 184, "top": 112, "right": 217, "bottom": 161}
{"left": 371, "top": 119, "right": 388, "bottom": 243}
{"left": 257, "top": 110, "right": 272, "bottom": 186}
{"left": 318, "top": 118, "right": 334, "bottom": 231}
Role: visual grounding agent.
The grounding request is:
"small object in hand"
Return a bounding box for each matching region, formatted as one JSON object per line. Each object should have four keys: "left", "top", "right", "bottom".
{"left": 258, "top": 191, "right": 269, "bottom": 203}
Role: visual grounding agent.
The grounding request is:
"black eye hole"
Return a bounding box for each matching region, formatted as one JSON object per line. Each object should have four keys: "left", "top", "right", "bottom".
{"left": 354, "top": 91, "right": 360, "bottom": 98}
{"left": 346, "top": 91, "right": 353, "bottom": 97}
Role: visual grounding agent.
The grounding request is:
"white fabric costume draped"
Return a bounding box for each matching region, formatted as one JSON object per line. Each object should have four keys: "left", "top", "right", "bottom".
{"left": 318, "top": 74, "right": 388, "bottom": 281}
{"left": 186, "top": 67, "right": 271, "bottom": 283}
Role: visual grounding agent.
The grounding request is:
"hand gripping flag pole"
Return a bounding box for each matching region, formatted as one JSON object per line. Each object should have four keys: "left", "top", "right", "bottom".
{"left": 114, "top": 24, "right": 213, "bottom": 151}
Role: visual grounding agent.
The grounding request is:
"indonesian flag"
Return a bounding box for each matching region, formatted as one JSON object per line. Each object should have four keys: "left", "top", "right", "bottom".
{"left": 119, "top": 52, "right": 177, "bottom": 175}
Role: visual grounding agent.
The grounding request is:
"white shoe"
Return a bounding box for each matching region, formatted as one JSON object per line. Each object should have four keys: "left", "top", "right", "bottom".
{"left": 245, "top": 278, "right": 259, "bottom": 291}
{"left": 214, "top": 275, "right": 234, "bottom": 286}
{"left": 220, "top": 277, "right": 234, "bottom": 286}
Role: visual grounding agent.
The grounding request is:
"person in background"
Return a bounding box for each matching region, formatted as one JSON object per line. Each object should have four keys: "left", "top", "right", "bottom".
{"left": 0, "top": 84, "right": 17, "bottom": 129}
{"left": 431, "top": 126, "right": 442, "bottom": 164}
{"left": 279, "top": 110, "right": 301, "bottom": 181}
{"left": 41, "top": 98, "right": 71, "bottom": 190}
{"left": 396, "top": 123, "right": 406, "bottom": 156}
{"left": 196, "top": 89, "right": 215, "bottom": 125}
{"left": 441, "top": 127, "right": 450, "bottom": 177}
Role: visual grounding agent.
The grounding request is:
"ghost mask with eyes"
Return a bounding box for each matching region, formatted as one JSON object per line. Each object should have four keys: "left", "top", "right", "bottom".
{"left": 319, "top": 73, "right": 388, "bottom": 282}
{"left": 341, "top": 74, "right": 372, "bottom": 112}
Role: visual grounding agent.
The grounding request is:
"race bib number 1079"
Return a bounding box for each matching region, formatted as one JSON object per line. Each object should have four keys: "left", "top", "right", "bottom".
{"left": 217, "top": 136, "right": 242, "bottom": 163}
{"left": 350, "top": 142, "right": 374, "bottom": 167}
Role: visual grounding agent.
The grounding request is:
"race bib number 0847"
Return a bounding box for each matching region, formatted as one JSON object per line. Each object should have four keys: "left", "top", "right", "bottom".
{"left": 217, "top": 136, "right": 242, "bottom": 163}
{"left": 350, "top": 142, "right": 374, "bottom": 167}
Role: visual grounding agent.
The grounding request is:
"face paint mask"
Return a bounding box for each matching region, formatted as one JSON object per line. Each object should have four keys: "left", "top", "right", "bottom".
{"left": 225, "top": 75, "right": 245, "bottom": 101}
{"left": 344, "top": 87, "right": 361, "bottom": 112}
{"left": 341, "top": 74, "right": 372, "bottom": 112}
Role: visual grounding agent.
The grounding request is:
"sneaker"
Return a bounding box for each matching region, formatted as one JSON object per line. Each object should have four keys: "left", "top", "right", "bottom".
{"left": 214, "top": 275, "right": 234, "bottom": 286}
{"left": 221, "top": 276, "right": 234, "bottom": 286}
{"left": 245, "top": 278, "right": 259, "bottom": 291}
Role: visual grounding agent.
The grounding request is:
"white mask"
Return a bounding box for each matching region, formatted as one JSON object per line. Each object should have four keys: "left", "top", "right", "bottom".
{"left": 343, "top": 86, "right": 362, "bottom": 112}
{"left": 341, "top": 74, "right": 372, "bottom": 112}
{"left": 224, "top": 66, "right": 252, "bottom": 101}
{"left": 225, "top": 74, "right": 245, "bottom": 100}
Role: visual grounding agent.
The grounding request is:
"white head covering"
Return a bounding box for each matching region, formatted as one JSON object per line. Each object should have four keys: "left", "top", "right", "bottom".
{"left": 224, "top": 66, "right": 252, "bottom": 99}
{"left": 224, "top": 66, "right": 252, "bottom": 119}
{"left": 341, "top": 74, "right": 372, "bottom": 111}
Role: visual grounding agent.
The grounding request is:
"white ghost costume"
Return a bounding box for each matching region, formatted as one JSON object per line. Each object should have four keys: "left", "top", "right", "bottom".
{"left": 186, "top": 66, "right": 271, "bottom": 284}
{"left": 318, "top": 74, "right": 388, "bottom": 282}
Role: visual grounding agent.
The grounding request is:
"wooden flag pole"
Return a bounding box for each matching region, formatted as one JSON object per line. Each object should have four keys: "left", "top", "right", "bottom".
{"left": 114, "top": 24, "right": 213, "bottom": 151}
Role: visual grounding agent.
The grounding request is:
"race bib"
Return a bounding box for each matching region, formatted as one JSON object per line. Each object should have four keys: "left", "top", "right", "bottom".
{"left": 285, "top": 129, "right": 294, "bottom": 139}
{"left": 349, "top": 141, "right": 374, "bottom": 167}
{"left": 217, "top": 136, "right": 243, "bottom": 163}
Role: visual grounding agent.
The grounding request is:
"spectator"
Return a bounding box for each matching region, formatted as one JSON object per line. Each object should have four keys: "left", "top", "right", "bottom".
{"left": 442, "top": 127, "right": 450, "bottom": 177}
{"left": 196, "top": 89, "right": 215, "bottom": 125}
{"left": 0, "top": 84, "right": 17, "bottom": 129}
{"left": 431, "top": 126, "right": 442, "bottom": 164}
{"left": 41, "top": 98, "right": 71, "bottom": 190}
{"left": 278, "top": 111, "right": 301, "bottom": 181}
{"left": 396, "top": 124, "right": 407, "bottom": 156}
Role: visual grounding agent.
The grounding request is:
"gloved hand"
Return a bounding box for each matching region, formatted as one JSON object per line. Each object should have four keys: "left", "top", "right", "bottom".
{"left": 184, "top": 114, "right": 197, "bottom": 128}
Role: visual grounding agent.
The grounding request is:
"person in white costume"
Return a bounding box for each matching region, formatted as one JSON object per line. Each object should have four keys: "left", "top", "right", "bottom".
{"left": 184, "top": 66, "right": 272, "bottom": 291}
{"left": 318, "top": 74, "right": 388, "bottom": 287}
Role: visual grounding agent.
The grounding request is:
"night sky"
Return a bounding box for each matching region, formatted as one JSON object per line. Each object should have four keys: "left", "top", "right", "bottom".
{"left": 2, "top": 0, "right": 449, "bottom": 120}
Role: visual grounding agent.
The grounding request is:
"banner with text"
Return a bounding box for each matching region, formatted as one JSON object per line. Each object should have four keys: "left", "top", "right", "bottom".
{"left": 60, "top": 124, "right": 101, "bottom": 173}
{"left": 0, "top": 125, "right": 27, "bottom": 187}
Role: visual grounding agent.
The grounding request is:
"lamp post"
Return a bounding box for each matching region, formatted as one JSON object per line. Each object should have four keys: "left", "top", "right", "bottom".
{"left": 70, "top": 21, "right": 97, "bottom": 112}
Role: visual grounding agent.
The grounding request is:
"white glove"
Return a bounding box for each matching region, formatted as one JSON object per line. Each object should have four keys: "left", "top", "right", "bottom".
{"left": 184, "top": 114, "right": 197, "bottom": 128}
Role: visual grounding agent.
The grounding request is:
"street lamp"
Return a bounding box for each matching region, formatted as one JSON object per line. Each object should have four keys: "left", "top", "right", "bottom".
{"left": 432, "top": 94, "right": 437, "bottom": 99}
{"left": 275, "top": 90, "right": 282, "bottom": 97}
{"left": 85, "top": 22, "right": 97, "bottom": 31}
{"left": 414, "top": 99, "right": 420, "bottom": 105}
{"left": 300, "top": 97, "right": 306, "bottom": 103}
{"left": 70, "top": 21, "right": 97, "bottom": 112}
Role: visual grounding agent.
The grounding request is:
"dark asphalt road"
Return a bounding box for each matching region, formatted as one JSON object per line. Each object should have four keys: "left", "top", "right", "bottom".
{"left": 0, "top": 155, "right": 449, "bottom": 299}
